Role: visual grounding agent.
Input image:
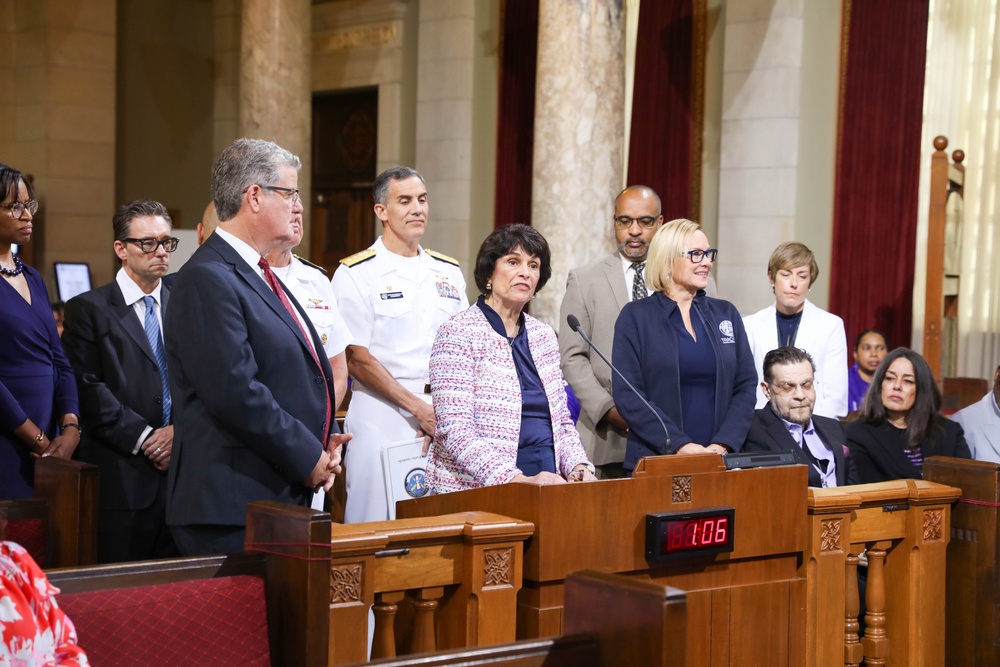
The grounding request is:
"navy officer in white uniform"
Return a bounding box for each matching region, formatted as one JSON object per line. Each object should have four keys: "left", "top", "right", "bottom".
{"left": 331, "top": 167, "right": 467, "bottom": 523}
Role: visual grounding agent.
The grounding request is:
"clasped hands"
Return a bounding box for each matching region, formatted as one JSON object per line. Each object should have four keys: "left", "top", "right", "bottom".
{"left": 512, "top": 464, "right": 598, "bottom": 486}
{"left": 305, "top": 432, "right": 352, "bottom": 493}
{"left": 675, "top": 443, "right": 729, "bottom": 456}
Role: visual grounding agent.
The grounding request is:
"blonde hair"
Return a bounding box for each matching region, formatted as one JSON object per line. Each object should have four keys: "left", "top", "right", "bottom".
{"left": 767, "top": 242, "right": 818, "bottom": 285}
{"left": 646, "top": 218, "right": 701, "bottom": 295}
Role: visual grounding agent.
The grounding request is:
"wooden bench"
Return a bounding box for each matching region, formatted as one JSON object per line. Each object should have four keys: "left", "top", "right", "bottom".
{"left": 345, "top": 571, "right": 687, "bottom": 667}
{"left": 46, "top": 500, "right": 330, "bottom": 667}
{"left": 0, "top": 456, "right": 98, "bottom": 567}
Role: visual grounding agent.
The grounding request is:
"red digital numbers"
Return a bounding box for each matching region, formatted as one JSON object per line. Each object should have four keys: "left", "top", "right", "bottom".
{"left": 665, "top": 516, "right": 728, "bottom": 551}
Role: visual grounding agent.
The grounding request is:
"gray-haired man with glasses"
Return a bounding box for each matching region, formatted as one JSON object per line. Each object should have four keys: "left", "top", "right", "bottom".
{"left": 62, "top": 198, "right": 180, "bottom": 562}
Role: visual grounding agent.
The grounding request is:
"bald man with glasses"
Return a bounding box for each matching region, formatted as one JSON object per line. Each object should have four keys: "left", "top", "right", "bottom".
{"left": 558, "top": 186, "right": 666, "bottom": 478}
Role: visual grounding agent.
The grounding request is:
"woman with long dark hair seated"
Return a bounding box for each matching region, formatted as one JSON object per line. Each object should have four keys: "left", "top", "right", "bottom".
{"left": 846, "top": 347, "right": 970, "bottom": 483}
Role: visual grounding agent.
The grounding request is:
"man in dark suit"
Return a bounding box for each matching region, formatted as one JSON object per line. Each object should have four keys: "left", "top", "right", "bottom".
{"left": 164, "top": 138, "right": 348, "bottom": 556}
{"left": 62, "top": 199, "right": 180, "bottom": 562}
{"left": 743, "top": 346, "right": 857, "bottom": 487}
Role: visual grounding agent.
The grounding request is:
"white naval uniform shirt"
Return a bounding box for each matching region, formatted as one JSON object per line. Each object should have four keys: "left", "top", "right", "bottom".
{"left": 331, "top": 236, "right": 468, "bottom": 388}
{"left": 270, "top": 257, "right": 352, "bottom": 359}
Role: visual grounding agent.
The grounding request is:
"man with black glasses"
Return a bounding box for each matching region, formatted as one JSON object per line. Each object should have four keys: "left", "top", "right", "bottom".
{"left": 558, "top": 185, "right": 665, "bottom": 478}
{"left": 62, "top": 198, "right": 180, "bottom": 562}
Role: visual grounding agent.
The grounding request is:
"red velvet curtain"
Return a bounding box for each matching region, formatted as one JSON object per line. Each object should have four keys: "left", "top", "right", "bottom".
{"left": 830, "top": 0, "right": 929, "bottom": 350}
{"left": 627, "top": 0, "right": 696, "bottom": 220}
{"left": 494, "top": 0, "right": 539, "bottom": 228}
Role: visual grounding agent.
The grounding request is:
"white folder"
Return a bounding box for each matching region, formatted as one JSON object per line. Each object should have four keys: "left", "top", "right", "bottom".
{"left": 381, "top": 437, "right": 430, "bottom": 519}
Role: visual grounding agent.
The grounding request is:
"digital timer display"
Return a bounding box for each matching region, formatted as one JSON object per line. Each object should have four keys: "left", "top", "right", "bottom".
{"left": 645, "top": 507, "right": 736, "bottom": 562}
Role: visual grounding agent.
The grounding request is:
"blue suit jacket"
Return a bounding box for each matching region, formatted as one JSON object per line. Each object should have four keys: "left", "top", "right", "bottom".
{"left": 62, "top": 280, "right": 171, "bottom": 511}
{"left": 163, "top": 232, "right": 336, "bottom": 527}
{"left": 612, "top": 291, "right": 757, "bottom": 471}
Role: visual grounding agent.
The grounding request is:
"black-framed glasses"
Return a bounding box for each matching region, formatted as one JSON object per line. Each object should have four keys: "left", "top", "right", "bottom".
{"left": 614, "top": 215, "right": 659, "bottom": 229}
{"left": 679, "top": 248, "right": 718, "bottom": 263}
{"left": 123, "top": 237, "right": 180, "bottom": 253}
{"left": 259, "top": 184, "right": 301, "bottom": 206}
{"left": 1, "top": 200, "right": 38, "bottom": 219}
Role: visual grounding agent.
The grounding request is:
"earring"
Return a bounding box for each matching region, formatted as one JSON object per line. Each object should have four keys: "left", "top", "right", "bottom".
{"left": 485, "top": 280, "right": 492, "bottom": 292}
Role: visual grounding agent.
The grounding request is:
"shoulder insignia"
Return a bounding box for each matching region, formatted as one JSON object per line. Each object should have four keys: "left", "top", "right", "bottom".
{"left": 294, "top": 255, "right": 328, "bottom": 276}
{"left": 339, "top": 248, "right": 376, "bottom": 267}
{"left": 426, "top": 249, "right": 460, "bottom": 267}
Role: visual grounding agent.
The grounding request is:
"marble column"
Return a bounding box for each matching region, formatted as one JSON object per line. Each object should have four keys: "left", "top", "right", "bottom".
{"left": 531, "top": 0, "right": 625, "bottom": 327}
{"left": 239, "top": 0, "right": 312, "bottom": 249}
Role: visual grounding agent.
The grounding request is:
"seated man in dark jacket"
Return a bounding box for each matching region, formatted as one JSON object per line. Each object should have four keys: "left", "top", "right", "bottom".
{"left": 744, "top": 346, "right": 857, "bottom": 487}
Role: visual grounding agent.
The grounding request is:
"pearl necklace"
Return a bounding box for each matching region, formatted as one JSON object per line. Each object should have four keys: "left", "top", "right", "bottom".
{"left": 0, "top": 253, "right": 24, "bottom": 277}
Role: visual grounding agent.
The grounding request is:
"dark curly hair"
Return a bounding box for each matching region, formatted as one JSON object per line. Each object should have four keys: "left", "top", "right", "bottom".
{"left": 473, "top": 224, "right": 552, "bottom": 295}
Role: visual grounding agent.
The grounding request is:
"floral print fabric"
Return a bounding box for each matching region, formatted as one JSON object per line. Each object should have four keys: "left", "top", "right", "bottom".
{"left": 0, "top": 541, "right": 89, "bottom": 666}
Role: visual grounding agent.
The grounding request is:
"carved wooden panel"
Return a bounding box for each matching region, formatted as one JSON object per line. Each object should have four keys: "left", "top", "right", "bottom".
{"left": 923, "top": 509, "right": 944, "bottom": 542}
{"left": 672, "top": 476, "right": 692, "bottom": 503}
{"left": 483, "top": 547, "right": 513, "bottom": 588}
{"left": 821, "top": 519, "right": 842, "bottom": 552}
{"left": 330, "top": 563, "right": 363, "bottom": 604}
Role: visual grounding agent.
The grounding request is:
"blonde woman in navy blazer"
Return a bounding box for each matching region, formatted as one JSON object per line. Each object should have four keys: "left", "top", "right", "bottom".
{"left": 612, "top": 219, "right": 757, "bottom": 473}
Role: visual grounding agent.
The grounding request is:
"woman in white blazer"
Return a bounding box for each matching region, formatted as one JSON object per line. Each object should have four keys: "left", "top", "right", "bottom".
{"left": 743, "top": 242, "right": 848, "bottom": 418}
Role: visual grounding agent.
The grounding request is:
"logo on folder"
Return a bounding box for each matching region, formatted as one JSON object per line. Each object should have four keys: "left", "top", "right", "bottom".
{"left": 405, "top": 468, "right": 429, "bottom": 498}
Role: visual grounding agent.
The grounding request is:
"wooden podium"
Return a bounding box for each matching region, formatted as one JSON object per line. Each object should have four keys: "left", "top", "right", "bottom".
{"left": 398, "top": 455, "right": 808, "bottom": 665}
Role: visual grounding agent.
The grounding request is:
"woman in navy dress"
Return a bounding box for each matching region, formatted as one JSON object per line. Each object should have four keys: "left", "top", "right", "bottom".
{"left": 612, "top": 218, "right": 757, "bottom": 473}
{"left": 0, "top": 163, "right": 80, "bottom": 499}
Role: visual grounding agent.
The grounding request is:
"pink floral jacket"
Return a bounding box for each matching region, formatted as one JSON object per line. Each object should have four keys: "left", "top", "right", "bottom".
{"left": 0, "top": 541, "right": 89, "bottom": 666}
{"left": 427, "top": 305, "right": 590, "bottom": 493}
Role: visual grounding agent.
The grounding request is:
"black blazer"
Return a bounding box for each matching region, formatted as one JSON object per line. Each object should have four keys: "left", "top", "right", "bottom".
{"left": 163, "top": 232, "right": 337, "bottom": 527}
{"left": 845, "top": 418, "right": 971, "bottom": 483}
{"left": 62, "top": 281, "right": 170, "bottom": 511}
{"left": 743, "top": 405, "right": 857, "bottom": 487}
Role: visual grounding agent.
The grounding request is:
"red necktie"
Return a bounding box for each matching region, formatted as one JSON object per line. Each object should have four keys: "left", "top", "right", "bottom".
{"left": 258, "top": 257, "right": 332, "bottom": 442}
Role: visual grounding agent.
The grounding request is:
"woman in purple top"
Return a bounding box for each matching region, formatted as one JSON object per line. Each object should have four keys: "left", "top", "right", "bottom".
{"left": 845, "top": 348, "right": 970, "bottom": 483}
{"left": 847, "top": 329, "right": 887, "bottom": 412}
{"left": 0, "top": 163, "right": 80, "bottom": 499}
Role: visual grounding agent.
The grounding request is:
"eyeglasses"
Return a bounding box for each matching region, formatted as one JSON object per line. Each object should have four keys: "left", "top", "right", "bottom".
{"left": 679, "top": 248, "right": 718, "bottom": 263}
{"left": 123, "top": 237, "right": 180, "bottom": 253}
{"left": 1, "top": 200, "right": 38, "bottom": 219}
{"left": 768, "top": 380, "right": 814, "bottom": 395}
{"left": 614, "top": 215, "right": 659, "bottom": 229}
{"left": 259, "top": 185, "right": 301, "bottom": 206}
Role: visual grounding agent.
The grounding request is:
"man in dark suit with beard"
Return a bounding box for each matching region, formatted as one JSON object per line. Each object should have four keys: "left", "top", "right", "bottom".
{"left": 743, "top": 346, "right": 857, "bottom": 487}
{"left": 164, "top": 138, "right": 349, "bottom": 556}
{"left": 62, "top": 199, "right": 180, "bottom": 562}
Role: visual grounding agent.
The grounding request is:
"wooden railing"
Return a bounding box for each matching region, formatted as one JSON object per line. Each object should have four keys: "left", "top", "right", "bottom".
{"left": 803, "top": 479, "right": 960, "bottom": 667}
{"left": 340, "top": 571, "right": 687, "bottom": 667}
{"left": 326, "top": 511, "right": 534, "bottom": 665}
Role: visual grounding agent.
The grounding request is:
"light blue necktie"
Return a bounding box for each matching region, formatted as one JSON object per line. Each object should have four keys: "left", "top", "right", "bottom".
{"left": 142, "top": 295, "right": 171, "bottom": 426}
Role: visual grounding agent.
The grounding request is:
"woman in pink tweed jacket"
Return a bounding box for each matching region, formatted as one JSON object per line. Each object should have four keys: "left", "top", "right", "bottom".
{"left": 427, "top": 225, "right": 596, "bottom": 493}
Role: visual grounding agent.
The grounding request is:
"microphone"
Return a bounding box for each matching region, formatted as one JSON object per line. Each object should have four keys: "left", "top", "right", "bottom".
{"left": 566, "top": 314, "right": 671, "bottom": 453}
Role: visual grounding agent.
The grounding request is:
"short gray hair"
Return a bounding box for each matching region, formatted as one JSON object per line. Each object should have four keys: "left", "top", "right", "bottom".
{"left": 373, "top": 167, "right": 425, "bottom": 206}
{"left": 211, "top": 138, "right": 301, "bottom": 222}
